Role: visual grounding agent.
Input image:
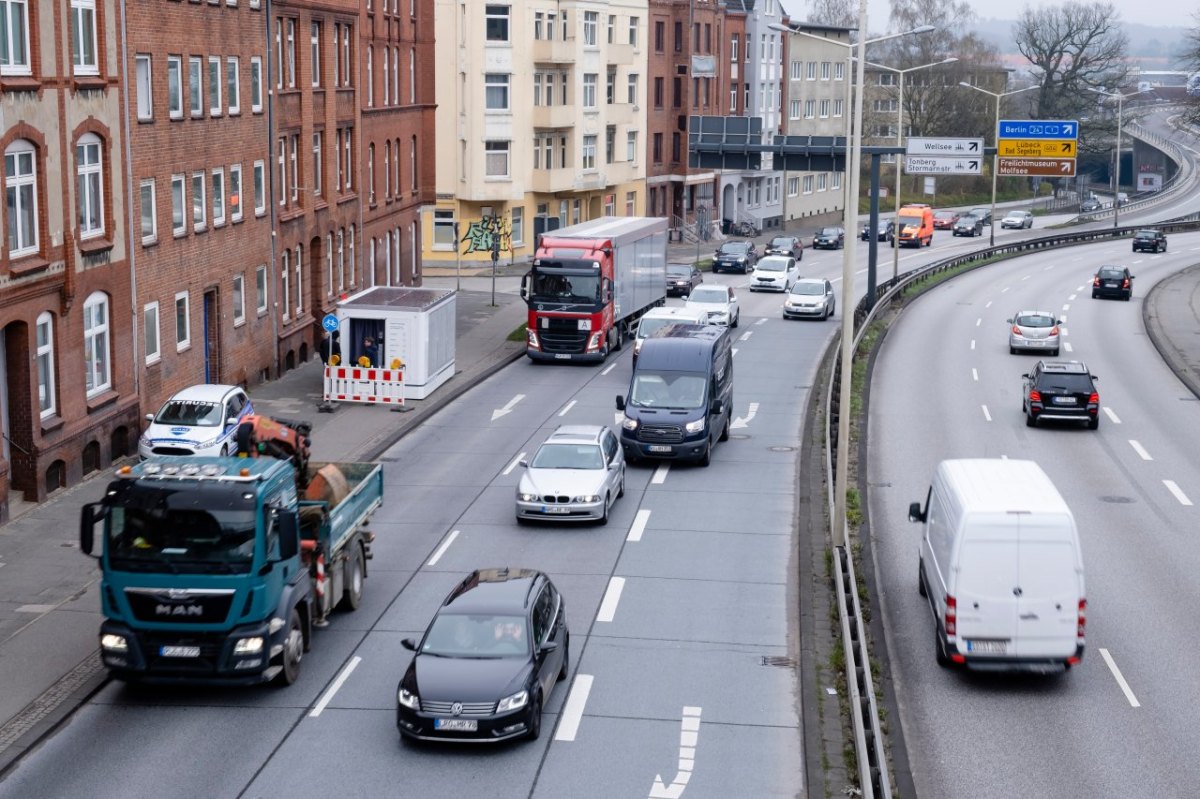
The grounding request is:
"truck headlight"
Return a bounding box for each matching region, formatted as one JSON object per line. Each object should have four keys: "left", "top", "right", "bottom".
{"left": 527, "top": 329, "right": 540, "bottom": 348}
{"left": 621, "top": 416, "right": 638, "bottom": 431}
{"left": 398, "top": 687, "right": 420, "bottom": 709}
{"left": 101, "top": 633, "right": 128, "bottom": 653}
{"left": 497, "top": 689, "right": 529, "bottom": 713}
{"left": 685, "top": 418, "right": 706, "bottom": 433}
{"left": 588, "top": 332, "right": 604, "bottom": 351}
{"left": 234, "top": 636, "right": 264, "bottom": 655}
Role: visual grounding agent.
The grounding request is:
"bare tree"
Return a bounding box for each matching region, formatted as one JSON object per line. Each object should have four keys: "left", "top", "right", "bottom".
{"left": 806, "top": 0, "right": 856, "bottom": 29}
{"left": 1173, "top": 16, "right": 1200, "bottom": 127}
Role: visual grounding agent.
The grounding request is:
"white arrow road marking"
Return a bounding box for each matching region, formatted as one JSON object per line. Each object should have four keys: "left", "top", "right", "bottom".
{"left": 310, "top": 656, "right": 362, "bottom": 717}
{"left": 1021, "top": 274, "right": 1031, "bottom": 281}
{"left": 596, "top": 577, "right": 626, "bottom": 623}
{"left": 558, "top": 400, "right": 576, "bottom": 417}
{"left": 1164, "top": 480, "right": 1193, "bottom": 506}
{"left": 985, "top": 301, "right": 992, "bottom": 308}
{"left": 503, "top": 453, "right": 526, "bottom": 475}
{"left": 1103, "top": 407, "right": 1121, "bottom": 424}
{"left": 554, "top": 674, "right": 594, "bottom": 742}
{"left": 738, "top": 331, "right": 753, "bottom": 342}
{"left": 601, "top": 362, "right": 618, "bottom": 376}
{"left": 491, "top": 394, "right": 526, "bottom": 421}
{"left": 1001, "top": 287, "right": 1010, "bottom": 293}
{"left": 1063, "top": 342, "right": 1074, "bottom": 353}
{"left": 1100, "top": 649, "right": 1141, "bottom": 708}
{"left": 651, "top": 465, "right": 669, "bottom": 485}
{"left": 731, "top": 402, "right": 760, "bottom": 429}
{"left": 627, "top": 509, "right": 651, "bottom": 542}
{"left": 1129, "top": 440, "right": 1153, "bottom": 461}
{"left": 648, "top": 707, "right": 703, "bottom": 799}
{"left": 427, "top": 530, "right": 460, "bottom": 566}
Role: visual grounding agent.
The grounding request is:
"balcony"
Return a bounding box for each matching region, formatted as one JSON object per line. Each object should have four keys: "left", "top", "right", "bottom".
{"left": 532, "top": 39, "right": 576, "bottom": 64}
{"left": 529, "top": 168, "right": 579, "bottom": 194}
{"left": 607, "top": 43, "right": 636, "bottom": 64}
{"left": 605, "top": 102, "right": 636, "bottom": 126}
{"left": 531, "top": 104, "right": 576, "bottom": 129}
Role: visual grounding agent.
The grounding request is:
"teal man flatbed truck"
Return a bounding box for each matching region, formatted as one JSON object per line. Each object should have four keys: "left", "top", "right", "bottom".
{"left": 80, "top": 456, "right": 383, "bottom": 685}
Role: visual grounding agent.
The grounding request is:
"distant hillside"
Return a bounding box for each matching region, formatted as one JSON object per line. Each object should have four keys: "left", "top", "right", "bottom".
{"left": 973, "top": 18, "right": 1191, "bottom": 71}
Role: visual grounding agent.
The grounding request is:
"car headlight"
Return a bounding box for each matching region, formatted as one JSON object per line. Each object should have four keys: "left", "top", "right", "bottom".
{"left": 573, "top": 494, "right": 601, "bottom": 503}
{"left": 518, "top": 492, "right": 538, "bottom": 502}
{"left": 398, "top": 687, "right": 420, "bottom": 709}
{"left": 497, "top": 689, "right": 529, "bottom": 713}
{"left": 737, "top": 257, "right": 746, "bottom": 263}
{"left": 684, "top": 418, "right": 706, "bottom": 434}
{"left": 234, "top": 636, "right": 264, "bottom": 655}
{"left": 100, "top": 633, "right": 128, "bottom": 653}
{"left": 621, "top": 416, "right": 638, "bottom": 431}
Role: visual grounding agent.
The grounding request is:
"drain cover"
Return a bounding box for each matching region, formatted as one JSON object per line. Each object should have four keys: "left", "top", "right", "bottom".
{"left": 769, "top": 446, "right": 795, "bottom": 452}
{"left": 761, "top": 656, "right": 797, "bottom": 668}
{"left": 1099, "top": 496, "right": 1134, "bottom": 504}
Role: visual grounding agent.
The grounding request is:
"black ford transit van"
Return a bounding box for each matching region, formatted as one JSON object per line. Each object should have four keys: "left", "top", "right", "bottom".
{"left": 615, "top": 323, "right": 733, "bottom": 466}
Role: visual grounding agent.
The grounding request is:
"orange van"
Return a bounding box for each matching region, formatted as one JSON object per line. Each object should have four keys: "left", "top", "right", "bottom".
{"left": 896, "top": 203, "right": 934, "bottom": 248}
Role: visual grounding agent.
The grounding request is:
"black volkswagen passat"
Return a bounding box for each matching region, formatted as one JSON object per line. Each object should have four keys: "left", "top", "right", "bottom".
{"left": 396, "top": 568, "right": 569, "bottom": 743}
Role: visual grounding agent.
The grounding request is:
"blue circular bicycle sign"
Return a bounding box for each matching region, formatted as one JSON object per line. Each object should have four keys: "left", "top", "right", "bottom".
{"left": 321, "top": 313, "right": 339, "bottom": 333}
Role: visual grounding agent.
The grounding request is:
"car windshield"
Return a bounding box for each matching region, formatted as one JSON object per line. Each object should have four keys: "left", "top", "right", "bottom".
{"left": 420, "top": 613, "right": 529, "bottom": 658}
{"left": 935, "top": 212, "right": 955, "bottom": 219}
{"left": 718, "top": 242, "right": 745, "bottom": 254}
{"left": 529, "top": 271, "right": 600, "bottom": 303}
{"left": 1135, "top": 231, "right": 1156, "bottom": 238}
{"left": 791, "top": 282, "right": 826, "bottom": 296}
{"left": 1017, "top": 314, "right": 1055, "bottom": 328}
{"left": 818, "top": 227, "right": 839, "bottom": 235}
{"left": 1039, "top": 374, "right": 1094, "bottom": 393}
{"left": 769, "top": 237, "right": 792, "bottom": 247}
{"left": 639, "top": 317, "right": 679, "bottom": 339}
{"left": 1098, "top": 267, "right": 1125, "bottom": 279}
{"left": 530, "top": 443, "right": 603, "bottom": 469}
{"left": 757, "top": 259, "right": 788, "bottom": 272}
{"left": 957, "top": 216, "right": 976, "bottom": 224}
{"left": 666, "top": 265, "right": 691, "bottom": 277}
{"left": 154, "top": 400, "right": 223, "bottom": 427}
{"left": 689, "top": 287, "right": 727, "bottom": 304}
{"left": 629, "top": 371, "right": 708, "bottom": 409}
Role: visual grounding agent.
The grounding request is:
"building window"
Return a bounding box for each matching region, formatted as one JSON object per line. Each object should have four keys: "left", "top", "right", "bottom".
{"left": 76, "top": 133, "right": 104, "bottom": 239}
{"left": 835, "top": 62, "right": 844, "bottom": 80}
{"left": 789, "top": 99, "right": 800, "bottom": 119}
{"left": 655, "top": 20, "right": 664, "bottom": 52}
{"left": 820, "top": 99, "right": 830, "bottom": 118}
{"left": 280, "top": 251, "right": 290, "bottom": 320}
{"left": 212, "top": 168, "right": 225, "bottom": 225}
{"left": 606, "top": 69, "right": 615, "bottom": 105}
{"left": 175, "top": 292, "right": 190, "bottom": 349}
{"left": 311, "top": 21, "right": 320, "bottom": 87}
{"left": 226, "top": 57, "right": 240, "bottom": 114}
{"left": 804, "top": 99, "right": 815, "bottom": 118}
{"left": 36, "top": 312, "right": 56, "bottom": 416}
{"left": 409, "top": 48, "right": 415, "bottom": 102}
{"left": 340, "top": 22, "right": 351, "bottom": 85}
{"left": 366, "top": 45, "right": 373, "bottom": 106}
{"left": 626, "top": 191, "right": 635, "bottom": 216}
{"left": 278, "top": 136, "right": 288, "bottom": 202}
{"left": 285, "top": 18, "right": 296, "bottom": 87}
{"left": 256, "top": 264, "right": 268, "bottom": 313}
{"left": 294, "top": 244, "right": 303, "bottom": 313}
{"left": 652, "top": 132, "right": 662, "bottom": 163}
{"left": 170, "top": 174, "right": 185, "bottom": 235}
{"left": 433, "top": 209, "right": 454, "bottom": 247}
{"left": 208, "top": 56, "right": 222, "bottom": 115}
{"left": 485, "top": 4, "right": 508, "bottom": 41}
{"left": 485, "top": 140, "right": 509, "bottom": 177}
{"left": 582, "top": 134, "right": 596, "bottom": 170}
{"left": 583, "top": 73, "right": 597, "bottom": 108}
{"left": 70, "top": 0, "right": 98, "bottom": 75}
{"left": 787, "top": 176, "right": 798, "bottom": 196}
{"left": 332, "top": 23, "right": 340, "bottom": 85}
{"left": 834, "top": 99, "right": 844, "bottom": 117}
{"left": 803, "top": 175, "right": 813, "bottom": 194}
{"left": 189, "top": 56, "right": 203, "bottom": 116}
{"left": 312, "top": 132, "right": 322, "bottom": 196}
{"left": 485, "top": 73, "right": 509, "bottom": 110}
{"left": 253, "top": 160, "right": 265, "bottom": 215}
{"left": 627, "top": 73, "right": 638, "bottom": 104}
{"left": 583, "top": 10, "right": 597, "bottom": 46}
{"left": 605, "top": 126, "right": 615, "bottom": 163}
{"left": 325, "top": 233, "right": 333, "bottom": 294}
{"left": 232, "top": 274, "right": 245, "bottom": 325}
{"left": 391, "top": 45, "right": 398, "bottom": 103}
{"left": 336, "top": 229, "right": 344, "bottom": 290}
{"left": 192, "top": 171, "right": 206, "bottom": 230}
{"left": 511, "top": 206, "right": 523, "bottom": 245}
{"left": 806, "top": 61, "right": 816, "bottom": 80}
{"left": 383, "top": 141, "right": 390, "bottom": 196}
{"left": 628, "top": 16, "right": 638, "bottom": 47}
{"left": 0, "top": 0, "right": 31, "bottom": 74}
{"left": 5, "top": 141, "right": 38, "bottom": 256}
{"left": 534, "top": 11, "right": 543, "bottom": 40}
{"left": 367, "top": 142, "right": 375, "bottom": 202}
{"left": 143, "top": 302, "right": 160, "bottom": 365}
{"left": 817, "top": 173, "right": 827, "bottom": 191}
{"left": 289, "top": 133, "right": 299, "bottom": 201}
{"left": 607, "top": 14, "right": 614, "bottom": 45}
{"left": 625, "top": 131, "right": 637, "bottom": 163}
{"left": 83, "top": 292, "right": 111, "bottom": 397}
{"left": 347, "top": 227, "right": 354, "bottom": 286}
{"left": 167, "top": 56, "right": 183, "bottom": 118}
{"left": 229, "top": 163, "right": 242, "bottom": 221}
{"left": 250, "top": 57, "right": 263, "bottom": 112}
{"left": 343, "top": 128, "right": 352, "bottom": 189}
{"left": 671, "top": 131, "right": 680, "bottom": 162}
{"left": 135, "top": 55, "right": 152, "bottom": 119}
{"left": 410, "top": 135, "right": 417, "bottom": 191}
{"left": 140, "top": 179, "right": 156, "bottom": 244}
{"left": 382, "top": 48, "right": 389, "bottom": 105}
{"left": 878, "top": 73, "right": 896, "bottom": 86}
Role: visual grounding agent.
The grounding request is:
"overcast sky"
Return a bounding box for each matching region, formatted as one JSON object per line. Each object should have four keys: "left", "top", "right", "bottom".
{"left": 780, "top": 0, "right": 1182, "bottom": 33}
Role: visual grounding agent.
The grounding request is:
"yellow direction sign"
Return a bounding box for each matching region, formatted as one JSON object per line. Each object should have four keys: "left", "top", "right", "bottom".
{"left": 998, "top": 139, "right": 1077, "bottom": 158}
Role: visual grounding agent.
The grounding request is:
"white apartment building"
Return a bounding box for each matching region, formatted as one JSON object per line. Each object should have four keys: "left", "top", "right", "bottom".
{"left": 427, "top": 0, "right": 649, "bottom": 266}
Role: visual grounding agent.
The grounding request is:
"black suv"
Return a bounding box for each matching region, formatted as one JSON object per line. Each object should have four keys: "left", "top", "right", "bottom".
{"left": 712, "top": 240, "right": 757, "bottom": 274}
{"left": 952, "top": 214, "right": 984, "bottom": 237}
{"left": 764, "top": 235, "right": 804, "bottom": 259}
{"left": 1022, "top": 360, "right": 1099, "bottom": 429}
{"left": 1092, "top": 265, "right": 1134, "bottom": 300}
{"left": 1131, "top": 229, "right": 1166, "bottom": 253}
{"left": 812, "top": 226, "right": 845, "bottom": 250}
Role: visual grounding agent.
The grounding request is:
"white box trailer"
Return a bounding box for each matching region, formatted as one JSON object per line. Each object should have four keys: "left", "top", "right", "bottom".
{"left": 334, "top": 287, "right": 456, "bottom": 400}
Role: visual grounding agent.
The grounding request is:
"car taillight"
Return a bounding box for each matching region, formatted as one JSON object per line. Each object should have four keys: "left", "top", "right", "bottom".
{"left": 1093, "top": 276, "right": 1101, "bottom": 287}
{"left": 1012, "top": 325, "right": 1022, "bottom": 335}
{"left": 1088, "top": 392, "right": 1099, "bottom": 404}
{"left": 1077, "top": 598, "right": 1087, "bottom": 639}
{"left": 1122, "top": 278, "right": 1130, "bottom": 289}
{"left": 1029, "top": 390, "right": 1041, "bottom": 403}
{"left": 1050, "top": 326, "right": 1059, "bottom": 336}
{"left": 945, "top": 595, "right": 957, "bottom": 636}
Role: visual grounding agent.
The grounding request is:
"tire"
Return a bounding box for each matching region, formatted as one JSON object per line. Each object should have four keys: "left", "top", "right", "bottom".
{"left": 731, "top": 312, "right": 739, "bottom": 329}
{"left": 1010, "top": 346, "right": 1017, "bottom": 355}
{"left": 1092, "top": 292, "right": 1098, "bottom": 299}
{"left": 275, "top": 609, "right": 304, "bottom": 686}
{"left": 338, "top": 545, "right": 365, "bottom": 612}
{"left": 1052, "top": 348, "right": 1060, "bottom": 357}
{"left": 1025, "top": 411, "right": 1036, "bottom": 428}
{"left": 719, "top": 413, "right": 730, "bottom": 442}
{"left": 1088, "top": 416, "right": 1100, "bottom": 430}
{"left": 1124, "top": 294, "right": 1131, "bottom": 302}
{"left": 558, "top": 633, "right": 570, "bottom": 681}
{"left": 617, "top": 470, "right": 625, "bottom": 498}
{"left": 598, "top": 494, "right": 610, "bottom": 526}
{"left": 934, "top": 623, "right": 951, "bottom": 668}
{"left": 918, "top": 561, "right": 928, "bottom": 598}
{"left": 697, "top": 440, "right": 711, "bottom": 467}
{"left": 526, "top": 692, "right": 543, "bottom": 741}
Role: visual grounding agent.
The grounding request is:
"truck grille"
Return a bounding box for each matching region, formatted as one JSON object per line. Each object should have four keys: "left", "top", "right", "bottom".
{"left": 420, "top": 700, "right": 497, "bottom": 717}
{"left": 125, "top": 588, "right": 234, "bottom": 625}
{"left": 637, "top": 424, "right": 685, "bottom": 444}
{"left": 538, "top": 317, "right": 589, "bottom": 353}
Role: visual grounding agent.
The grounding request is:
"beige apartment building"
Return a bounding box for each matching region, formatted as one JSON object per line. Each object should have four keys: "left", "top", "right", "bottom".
{"left": 426, "top": 0, "right": 649, "bottom": 266}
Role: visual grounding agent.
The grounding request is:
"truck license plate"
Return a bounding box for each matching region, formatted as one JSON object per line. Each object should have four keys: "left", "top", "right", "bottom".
{"left": 434, "top": 719, "right": 478, "bottom": 731}
{"left": 648, "top": 445, "right": 672, "bottom": 453}
{"left": 160, "top": 645, "right": 201, "bottom": 658}
{"left": 554, "top": 354, "right": 571, "bottom": 360}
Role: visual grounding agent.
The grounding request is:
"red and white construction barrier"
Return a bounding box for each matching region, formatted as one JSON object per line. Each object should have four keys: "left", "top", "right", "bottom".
{"left": 323, "top": 366, "right": 406, "bottom": 406}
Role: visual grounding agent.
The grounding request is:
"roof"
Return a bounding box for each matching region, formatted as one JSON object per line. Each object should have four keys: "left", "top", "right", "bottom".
{"left": 442, "top": 568, "right": 542, "bottom": 615}
{"left": 1038, "top": 360, "right": 1089, "bottom": 373}
{"left": 541, "top": 216, "right": 668, "bottom": 247}
{"left": 547, "top": 425, "right": 606, "bottom": 444}
{"left": 936, "top": 459, "right": 1071, "bottom": 515}
{"left": 165, "top": 384, "right": 240, "bottom": 403}
{"left": 338, "top": 286, "right": 454, "bottom": 312}
{"left": 642, "top": 306, "right": 709, "bottom": 322}
{"left": 638, "top": 325, "right": 727, "bottom": 368}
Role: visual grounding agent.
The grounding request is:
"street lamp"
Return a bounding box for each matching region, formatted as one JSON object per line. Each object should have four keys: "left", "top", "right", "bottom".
{"left": 958, "top": 81, "right": 1039, "bottom": 246}
{"left": 863, "top": 57, "right": 958, "bottom": 282}
{"left": 1089, "top": 87, "right": 1144, "bottom": 228}
{"left": 772, "top": 18, "right": 935, "bottom": 547}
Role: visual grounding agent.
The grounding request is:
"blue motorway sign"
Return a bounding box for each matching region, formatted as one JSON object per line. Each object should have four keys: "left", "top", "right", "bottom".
{"left": 321, "top": 313, "right": 339, "bottom": 333}
{"left": 997, "top": 119, "right": 1078, "bottom": 140}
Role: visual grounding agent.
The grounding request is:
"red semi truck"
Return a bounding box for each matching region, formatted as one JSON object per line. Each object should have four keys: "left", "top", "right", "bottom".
{"left": 522, "top": 216, "right": 669, "bottom": 363}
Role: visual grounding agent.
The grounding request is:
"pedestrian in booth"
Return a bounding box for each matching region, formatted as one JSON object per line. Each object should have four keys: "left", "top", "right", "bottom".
{"left": 363, "top": 336, "right": 379, "bottom": 367}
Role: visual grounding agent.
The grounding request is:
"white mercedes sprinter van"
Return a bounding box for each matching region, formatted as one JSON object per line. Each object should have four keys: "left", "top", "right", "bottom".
{"left": 908, "top": 459, "right": 1085, "bottom": 672}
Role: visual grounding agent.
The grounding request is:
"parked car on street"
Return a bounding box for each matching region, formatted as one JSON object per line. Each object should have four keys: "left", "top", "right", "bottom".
{"left": 137, "top": 384, "right": 253, "bottom": 459}
{"left": 860, "top": 219, "right": 895, "bottom": 242}
{"left": 764, "top": 235, "right": 804, "bottom": 260}
{"left": 665, "top": 264, "right": 703, "bottom": 296}
{"left": 711, "top": 240, "right": 757, "bottom": 274}
{"left": 952, "top": 214, "right": 984, "bottom": 237}
{"left": 1000, "top": 210, "right": 1034, "bottom": 229}
{"left": 1007, "top": 310, "right": 1061, "bottom": 355}
{"left": 812, "top": 226, "right": 845, "bottom": 249}
{"left": 932, "top": 210, "right": 961, "bottom": 230}
{"left": 1131, "top": 229, "right": 1166, "bottom": 253}
{"left": 1092, "top": 265, "right": 1134, "bottom": 300}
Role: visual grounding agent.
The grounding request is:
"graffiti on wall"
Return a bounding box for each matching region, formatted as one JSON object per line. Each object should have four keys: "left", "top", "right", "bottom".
{"left": 460, "top": 216, "right": 512, "bottom": 255}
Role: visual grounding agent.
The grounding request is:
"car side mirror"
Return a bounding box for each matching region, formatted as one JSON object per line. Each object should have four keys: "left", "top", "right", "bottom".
{"left": 80, "top": 502, "right": 105, "bottom": 557}
{"left": 908, "top": 502, "right": 926, "bottom": 523}
{"left": 1006, "top": 318, "right": 1013, "bottom": 324}
{"left": 615, "top": 395, "right": 626, "bottom": 411}
{"left": 710, "top": 399, "right": 725, "bottom": 416}
{"left": 538, "top": 641, "right": 559, "bottom": 656}
{"left": 519, "top": 459, "right": 529, "bottom": 468}
{"left": 145, "top": 413, "right": 154, "bottom": 422}
{"left": 520, "top": 272, "right": 530, "bottom": 301}
{"left": 401, "top": 638, "right": 417, "bottom": 652}
{"left": 1091, "top": 375, "right": 1099, "bottom": 381}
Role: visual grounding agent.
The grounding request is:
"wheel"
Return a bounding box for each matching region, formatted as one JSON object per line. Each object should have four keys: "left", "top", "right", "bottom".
{"left": 731, "top": 312, "right": 739, "bottom": 328}
{"left": 526, "top": 692, "right": 543, "bottom": 741}
{"left": 918, "top": 561, "right": 928, "bottom": 598}
{"left": 1124, "top": 294, "right": 1131, "bottom": 302}
{"left": 1088, "top": 415, "right": 1100, "bottom": 430}
{"left": 1092, "top": 292, "right": 1098, "bottom": 299}
{"left": 598, "top": 494, "right": 610, "bottom": 526}
{"left": 558, "top": 633, "right": 570, "bottom": 680}
{"left": 338, "top": 544, "right": 365, "bottom": 611}
{"left": 828, "top": 300, "right": 835, "bottom": 318}
{"left": 1025, "top": 411, "right": 1036, "bottom": 428}
{"left": 516, "top": 515, "right": 530, "bottom": 526}
{"left": 274, "top": 609, "right": 304, "bottom": 686}
{"left": 934, "top": 623, "right": 951, "bottom": 668}
{"left": 1010, "top": 346, "right": 1017, "bottom": 355}
{"left": 719, "top": 413, "right": 730, "bottom": 442}
{"left": 1051, "top": 348, "right": 1060, "bottom": 357}
{"left": 697, "top": 440, "right": 711, "bottom": 467}
{"left": 617, "top": 470, "right": 625, "bottom": 498}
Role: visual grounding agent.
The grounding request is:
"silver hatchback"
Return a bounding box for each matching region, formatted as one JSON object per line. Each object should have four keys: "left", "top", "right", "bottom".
{"left": 516, "top": 426, "right": 625, "bottom": 525}
{"left": 1007, "top": 310, "right": 1061, "bottom": 355}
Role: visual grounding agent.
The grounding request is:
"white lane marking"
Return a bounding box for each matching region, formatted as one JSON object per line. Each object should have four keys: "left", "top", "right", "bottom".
{"left": 970, "top": 340, "right": 976, "bottom": 350}
{"left": 1043, "top": 265, "right": 1054, "bottom": 271}
{"left": 1062, "top": 303, "right": 1070, "bottom": 311}
{"left": 731, "top": 401, "right": 760, "bottom": 430}
{"left": 596, "top": 577, "right": 626, "bottom": 623}
{"left": 427, "top": 530, "right": 460, "bottom": 566}
{"left": 1063, "top": 342, "right": 1074, "bottom": 353}
{"left": 972, "top": 368, "right": 978, "bottom": 382}
{"left": 1076, "top": 285, "right": 1085, "bottom": 292}
{"left": 491, "top": 393, "right": 526, "bottom": 421}
{"left": 503, "top": 452, "right": 526, "bottom": 475}
{"left": 309, "top": 656, "right": 362, "bottom": 717}
{"left": 1069, "top": 294, "right": 1077, "bottom": 301}
{"left": 985, "top": 300, "right": 992, "bottom": 308}
{"left": 981, "top": 405, "right": 992, "bottom": 422}
{"left": 1021, "top": 275, "right": 1031, "bottom": 281}
{"left": 1099, "top": 649, "right": 1141, "bottom": 708}
{"left": 1001, "top": 287, "right": 1010, "bottom": 293}
{"left": 554, "top": 674, "right": 594, "bottom": 741}
{"left": 15, "top": 604, "right": 56, "bottom": 613}
{"left": 1129, "top": 440, "right": 1153, "bottom": 461}
{"left": 651, "top": 464, "right": 670, "bottom": 485}
{"left": 558, "top": 400, "right": 577, "bottom": 417}
{"left": 755, "top": 317, "right": 767, "bottom": 326}
{"left": 1060, "top": 315, "right": 1068, "bottom": 325}
{"left": 739, "top": 331, "right": 753, "bottom": 342}
{"left": 1059, "top": 326, "right": 1069, "bottom": 336}
{"left": 1103, "top": 407, "right": 1121, "bottom": 424}
{"left": 1163, "top": 480, "right": 1194, "bottom": 506}
{"left": 627, "top": 509, "right": 652, "bottom": 542}
{"left": 649, "top": 707, "right": 703, "bottom": 799}
{"left": 601, "top": 362, "right": 618, "bottom": 376}
{"left": 976, "top": 317, "right": 982, "bottom": 327}
{"left": 732, "top": 348, "right": 739, "bottom": 357}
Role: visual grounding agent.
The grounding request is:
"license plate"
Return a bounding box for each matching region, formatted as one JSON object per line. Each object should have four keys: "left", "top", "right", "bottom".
{"left": 648, "top": 445, "right": 672, "bottom": 453}
{"left": 1053, "top": 396, "right": 1077, "bottom": 405}
{"left": 160, "top": 645, "right": 201, "bottom": 658}
{"left": 433, "top": 719, "right": 478, "bottom": 731}
{"left": 965, "top": 639, "right": 1009, "bottom": 654}
{"left": 541, "top": 506, "right": 570, "bottom": 514}
{"left": 1106, "top": 281, "right": 1118, "bottom": 287}
{"left": 554, "top": 354, "right": 571, "bottom": 360}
